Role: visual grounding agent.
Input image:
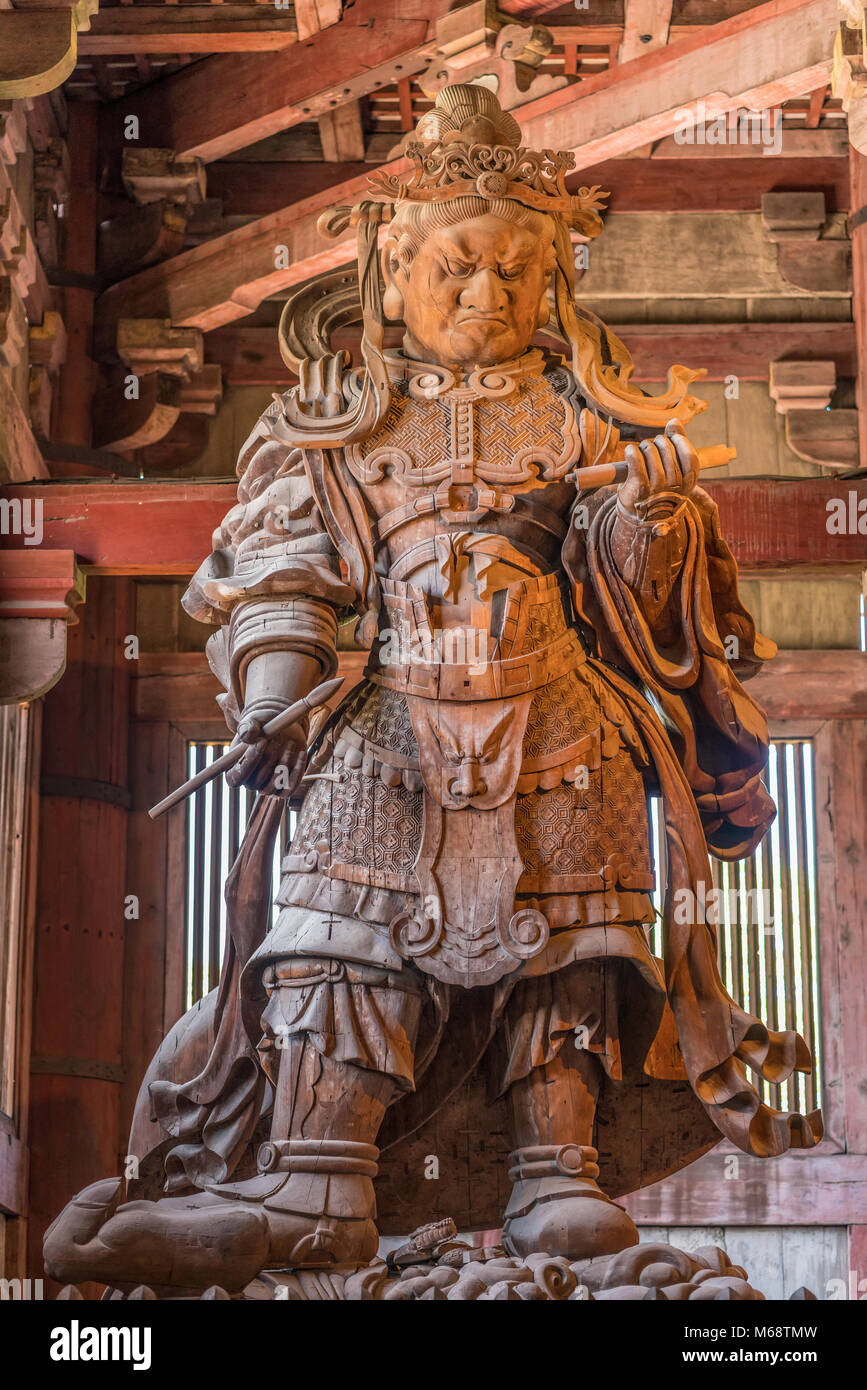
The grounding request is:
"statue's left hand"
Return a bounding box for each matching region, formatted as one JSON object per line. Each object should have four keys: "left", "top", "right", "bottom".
{"left": 618, "top": 418, "right": 699, "bottom": 520}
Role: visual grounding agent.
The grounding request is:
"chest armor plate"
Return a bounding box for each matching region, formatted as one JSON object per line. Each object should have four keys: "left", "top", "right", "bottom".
{"left": 343, "top": 353, "right": 581, "bottom": 537}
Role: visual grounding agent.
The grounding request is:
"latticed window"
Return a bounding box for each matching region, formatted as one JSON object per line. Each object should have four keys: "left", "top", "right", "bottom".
{"left": 183, "top": 742, "right": 296, "bottom": 1011}
{"left": 184, "top": 736, "right": 822, "bottom": 1115}
{"left": 650, "top": 738, "right": 822, "bottom": 1116}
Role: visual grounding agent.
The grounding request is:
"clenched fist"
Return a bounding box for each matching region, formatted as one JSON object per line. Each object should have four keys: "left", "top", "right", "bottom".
{"left": 225, "top": 698, "right": 308, "bottom": 797}
{"left": 618, "top": 418, "right": 699, "bottom": 519}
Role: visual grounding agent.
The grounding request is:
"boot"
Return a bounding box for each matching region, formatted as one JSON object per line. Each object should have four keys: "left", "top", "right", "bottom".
{"left": 501, "top": 1144, "right": 639, "bottom": 1262}
{"left": 43, "top": 1140, "right": 380, "bottom": 1295}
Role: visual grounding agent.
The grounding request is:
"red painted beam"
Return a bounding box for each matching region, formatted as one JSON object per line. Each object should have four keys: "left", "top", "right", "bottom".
{"left": 569, "top": 157, "right": 850, "bottom": 215}
{"left": 206, "top": 322, "right": 858, "bottom": 388}
{"left": 207, "top": 157, "right": 850, "bottom": 220}
{"left": 2, "top": 477, "right": 865, "bottom": 575}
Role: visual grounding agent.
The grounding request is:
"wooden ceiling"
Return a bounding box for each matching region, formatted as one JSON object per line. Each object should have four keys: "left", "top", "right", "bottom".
{"left": 66, "top": 0, "right": 843, "bottom": 148}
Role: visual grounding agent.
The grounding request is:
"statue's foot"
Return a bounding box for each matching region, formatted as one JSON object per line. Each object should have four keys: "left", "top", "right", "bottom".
{"left": 43, "top": 1140, "right": 380, "bottom": 1294}
{"left": 501, "top": 1144, "right": 639, "bottom": 1263}
{"left": 43, "top": 1179, "right": 272, "bottom": 1293}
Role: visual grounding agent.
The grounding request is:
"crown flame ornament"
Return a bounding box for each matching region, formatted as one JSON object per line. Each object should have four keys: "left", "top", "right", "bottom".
{"left": 369, "top": 83, "right": 608, "bottom": 238}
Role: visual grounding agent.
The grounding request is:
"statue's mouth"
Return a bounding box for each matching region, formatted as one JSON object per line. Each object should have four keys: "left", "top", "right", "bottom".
{"left": 457, "top": 314, "right": 508, "bottom": 328}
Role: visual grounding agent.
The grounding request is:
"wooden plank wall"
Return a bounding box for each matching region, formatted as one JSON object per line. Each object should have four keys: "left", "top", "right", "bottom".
{"left": 26, "top": 579, "right": 134, "bottom": 1291}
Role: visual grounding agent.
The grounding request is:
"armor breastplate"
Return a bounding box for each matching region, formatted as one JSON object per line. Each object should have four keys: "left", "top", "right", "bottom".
{"left": 343, "top": 350, "right": 581, "bottom": 581}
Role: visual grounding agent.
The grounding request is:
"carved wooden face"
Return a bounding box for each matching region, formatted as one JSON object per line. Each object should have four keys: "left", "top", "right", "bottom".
{"left": 383, "top": 211, "right": 555, "bottom": 369}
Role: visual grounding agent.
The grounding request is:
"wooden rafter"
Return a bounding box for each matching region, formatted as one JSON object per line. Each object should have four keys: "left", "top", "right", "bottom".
{"left": 80, "top": 9, "right": 300, "bottom": 56}
{"left": 206, "top": 151, "right": 849, "bottom": 219}
{"left": 517, "top": 0, "right": 837, "bottom": 169}
{"left": 618, "top": 0, "right": 673, "bottom": 65}
{"left": 97, "top": 1, "right": 446, "bottom": 162}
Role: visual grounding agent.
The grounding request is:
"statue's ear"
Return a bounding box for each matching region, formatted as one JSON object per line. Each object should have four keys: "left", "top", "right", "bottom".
{"left": 381, "top": 237, "right": 405, "bottom": 322}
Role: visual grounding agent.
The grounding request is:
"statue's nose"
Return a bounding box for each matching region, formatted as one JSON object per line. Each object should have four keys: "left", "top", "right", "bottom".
{"left": 450, "top": 760, "right": 487, "bottom": 798}
{"left": 460, "top": 268, "right": 506, "bottom": 313}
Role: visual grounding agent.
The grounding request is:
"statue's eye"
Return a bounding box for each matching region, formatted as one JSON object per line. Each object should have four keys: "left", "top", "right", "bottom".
{"left": 500, "top": 264, "right": 525, "bottom": 280}
{"left": 444, "top": 259, "right": 472, "bottom": 278}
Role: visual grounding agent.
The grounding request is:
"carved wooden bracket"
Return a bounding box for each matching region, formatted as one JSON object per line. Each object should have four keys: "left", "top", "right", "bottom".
{"left": 116, "top": 318, "right": 204, "bottom": 378}
{"left": 0, "top": 100, "right": 29, "bottom": 166}
{"left": 93, "top": 318, "right": 220, "bottom": 460}
{"left": 832, "top": 7, "right": 867, "bottom": 153}
{"left": 121, "top": 147, "right": 206, "bottom": 208}
{"left": 770, "top": 360, "right": 837, "bottom": 413}
{"left": 99, "top": 202, "right": 189, "bottom": 281}
{"left": 96, "top": 148, "right": 207, "bottom": 283}
{"left": 412, "top": 0, "right": 567, "bottom": 116}
{"left": 769, "top": 358, "right": 859, "bottom": 469}
{"left": 92, "top": 372, "right": 184, "bottom": 453}
{"left": 0, "top": 369, "right": 47, "bottom": 483}
{"left": 784, "top": 408, "right": 860, "bottom": 469}
{"left": 28, "top": 310, "right": 68, "bottom": 439}
{"left": 33, "top": 137, "right": 70, "bottom": 271}
{"left": 0, "top": 275, "right": 27, "bottom": 371}
{"left": 0, "top": 182, "right": 46, "bottom": 320}
{"left": 0, "top": 550, "right": 86, "bottom": 703}
{"left": 761, "top": 191, "right": 852, "bottom": 294}
{"left": 0, "top": 2, "right": 100, "bottom": 101}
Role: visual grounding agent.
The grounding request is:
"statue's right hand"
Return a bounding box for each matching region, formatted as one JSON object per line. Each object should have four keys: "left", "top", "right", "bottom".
{"left": 225, "top": 698, "right": 308, "bottom": 797}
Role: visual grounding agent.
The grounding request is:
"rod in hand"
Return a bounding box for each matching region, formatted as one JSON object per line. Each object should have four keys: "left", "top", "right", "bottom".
{"left": 148, "top": 675, "right": 345, "bottom": 820}
{"left": 575, "top": 443, "right": 736, "bottom": 491}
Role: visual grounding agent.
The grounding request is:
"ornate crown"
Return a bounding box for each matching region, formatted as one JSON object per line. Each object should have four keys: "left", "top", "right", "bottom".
{"left": 369, "top": 84, "right": 607, "bottom": 237}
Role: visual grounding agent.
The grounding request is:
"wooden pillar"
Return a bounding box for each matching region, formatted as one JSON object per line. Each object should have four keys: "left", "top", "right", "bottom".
{"left": 27, "top": 577, "right": 134, "bottom": 1285}
{"left": 814, "top": 719, "right": 867, "bottom": 1158}
{"left": 53, "top": 101, "right": 97, "bottom": 447}
{"left": 849, "top": 149, "right": 867, "bottom": 472}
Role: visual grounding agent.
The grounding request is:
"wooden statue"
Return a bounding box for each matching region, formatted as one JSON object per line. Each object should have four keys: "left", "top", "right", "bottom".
{"left": 44, "top": 85, "right": 822, "bottom": 1298}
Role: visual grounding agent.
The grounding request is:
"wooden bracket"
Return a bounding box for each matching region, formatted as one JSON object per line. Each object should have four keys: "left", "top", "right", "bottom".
{"left": 116, "top": 317, "right": 204, "bottom": 378}
{"left": 761, "top": 191, "right": 852, "bottom": 294}
{"left": 92, "top": 372, "right": 183, "bottom": 453}
{"left": 415, "top": 0, "right": 567, "bottom": 112}
{"left": 770, "top": 360, "right": 837, "bottom": 413}
{"left": 0, "top": 550, "right": 86, "bottom": 702}
{"left": 833, "top": 13, "right": 867, "bottom": 154}
{"left": 0, "top": 99, "right": 29, "bottom": 165}
{"left": 0, "top": 274, "right": 28, "bottom": 371}
{"left": 0, "top": 2, "right": 99, "bottom": 101}
{"left": 769, "top": 359, "right": 859, "bottom": 469}
{"left": 784, "top": 408, "right": 860, "bottom": 470}
{"left": 98, "top": 202, "right": 188, "bottom": 281}
{"left": 96, "top": 322, "right": 219, "bottom": 460}
{"left": 121, "top": 147, "right": 207, "bottom": 208}
{"left": 28, "top": 309, "right": 68, "bottom": 439}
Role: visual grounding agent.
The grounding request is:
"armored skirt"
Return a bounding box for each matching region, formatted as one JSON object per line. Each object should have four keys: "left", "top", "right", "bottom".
{"left": 243, "top": 571, "right": 672, "bottom": 1106}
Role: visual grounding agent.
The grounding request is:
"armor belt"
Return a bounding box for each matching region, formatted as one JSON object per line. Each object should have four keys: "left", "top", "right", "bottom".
{"left": 368, "top": 571, "right": 585, "bottom": 702}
